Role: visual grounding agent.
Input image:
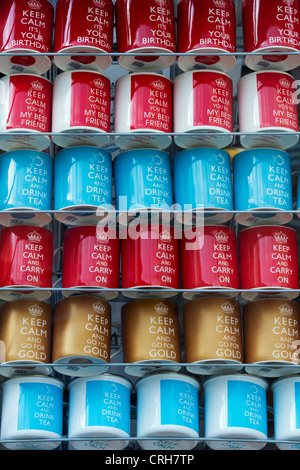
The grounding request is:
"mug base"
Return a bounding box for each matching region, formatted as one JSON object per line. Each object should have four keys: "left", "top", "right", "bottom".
{"left": 235, "top": 209, "right": 293, "bottom": 227}
{"left": 115, "top": 132, "right": 172, "bottom": 151}
{"left": 122, "top": 286, "right": 178, "bottom": 299}
{"left": 0, "top": 208, "right": 52, "bottom": 228}
{"left": 54, "top": 45, "right": 112, "bottom": 73}
{"left": 53, "top": 356, "right": 109, "bottom": 377}
{"left": 52, "top": 128, "right": 110, "bottom": 149}
{"left": 275, "top": 441, "right": 300, "bottom": 451}
{"left": 175, "top": 208, "right": 233, "bottom": 226}
{"left": 138, "top": 429, "right": 199, "bottom": 451}
{"left": 178, "top": 48, "right": 236, "bottom": 73}
{"left": 124, "top": 360, "right": 181, "bottom": 378}
{"left": 245, "top": 47, "right": 300, "bottom": 72}
{"left": 62, "top": 287, "right": 119, "bottom": 301}
{"left": 2, "top": 439, "right": 61, "bottom": 451}
{"left": 0, "top": 360, "right": 52, "bottom": 378}
{"left": 240, "top": 130, "right": 299, "bottom": 151}
{"left": 186, "top": 360, "right": 243, "bottom": 376}
{"left": 205, "top": 437, "right": 266, "bottom": 451}
{"left": 54, "top": 205, "right": 113, "bottom": 226}
{"left": 68, "top": 439, "right": 129, "bottom": 451}
{"left": 182, "top": 287, "right": 238, "bottom": 300}
{"left": 0, "top": 130, "right": 51, "bottom": 152}
{"left": 174, "top": 129, "right": 233, "bottom": 150}
{"left": 241, "top": 288, "right": 299, "bottom": 301}
{"left": 118, "top": 47, "right": 176, "bottom": 72}
{"left": 244, "top": 361, "right": 300, "bottom": 378}
{"left": 0, "top": 287, "right": 52, "bottom": 302}
{"left": 118, "top": 207, "right": 173, "bottom": 226}
{"left": 68, "top": 429, "right": 129, "bottom": 451}
{"left": 0, "top": 49, "right": 51, "bottom": 76}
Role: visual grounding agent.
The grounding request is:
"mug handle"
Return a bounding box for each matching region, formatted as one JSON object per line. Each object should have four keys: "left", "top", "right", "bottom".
{"left": 110, "top": 322, "right": 122, "bottom": 359}
{"left": 53, "top": 247, "right": 63, "bottom": 287}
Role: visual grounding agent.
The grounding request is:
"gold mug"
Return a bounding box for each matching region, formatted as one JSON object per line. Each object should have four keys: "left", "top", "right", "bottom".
{"left": 183, "top": 297, "right": 244, "bottom": 375}
{"left": 0, "top": 299, "right": 52, "bottom": 377}
{"left": 52, "top": 295, "right": 121, "bottom": 377}
{"left": 243, "top": 298, "right": 300, "bottom": 377}
{"left": 121, "top": 298, "right": 181, "bottom": 377}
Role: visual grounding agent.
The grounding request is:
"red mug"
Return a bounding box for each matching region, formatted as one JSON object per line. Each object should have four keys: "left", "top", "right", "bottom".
{"left": 177, "top": 0, "right": 236, "bottom": 73}
{"left": 180, "top": 225, "right": 240, "bottom": 298}
{"left": 239, "top": 225, "right": 299, "bottom": 299}
{"left": 121, "top": 224, "right": 179, "bottom": 296}
{"left": 0, "top": 0, "right": 54, "bottom": 75}
{"left": 115, "top": 0, "right": 176, "bottom": 72}
{"left": 0, "top": 225, "right": 53, "bottom": 300}
{"left": 62, "top": 225, "right": 120, "bottom": 300}
{"left": 242, "top": 0, "right": 300, "bottom": 71}
{"left": 0, "top": 74, "right": 52, "bottom": 152}
{"left": 114, "top": 72, "right": 173, "bottom": 150}
{"left": 52, "top": 70, "right": 111, "bottom": 149}
{"left": 54, "top": 0, "right": 114, "bottom": 72}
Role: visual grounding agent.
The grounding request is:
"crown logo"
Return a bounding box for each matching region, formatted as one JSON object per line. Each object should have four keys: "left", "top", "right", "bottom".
{"left": 154, "top": 302, "right": 168, "bottom": 315}
{"left": 152, "top": 80, "right": 165, "bottom": 91}
{"left": 215, "top": 231, "right": 228, "bottom": 244}
{"left": 279, "top": 303, "right": 294, "bottom": 316}
{"left": 28, "top": 0, "right": 41, "bottom": 9}
{"left": 213, "top": 0, "right": 227, "bottom": 7}
{"left": 279, "top": 78, "right": 291, "bottom": 89}
{"left": 96, "top": 231, "right": 109, "bottom": 243}
{"left": 160, "top": 230, "right": 172, "bottom": 242}
{"left": 93, "top": 0, "right": 106, "bottom": 7}
{"left": 31, "top": 81, "right": 44, "bottom": 92}
{"left": 93, "top": 78, "right": 105, "bottom": 89}
{"left": 282, "top": 0, "right": 294, "bottom": 4}
{"left": 274, "top": 231, "right": 288, "bottom": 244}
{"left": 221, "top": 302, "right": 235, "bottom": 315}
{"left": 28, "top": 304, "right": 43, "bottom": 316}
{"left": 92, "top": 301, "right": 106, "bottom": 314}
{"left": 215, "top": 78, "right": 227, "bottom": 88}
{"left": 27, "top": 231, "right": 42, "bottom": 243}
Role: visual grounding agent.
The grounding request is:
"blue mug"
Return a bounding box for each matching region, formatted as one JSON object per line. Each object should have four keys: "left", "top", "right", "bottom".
{"left": 54, "top": 146, "right": 113, "bottom": 225}
{"left": 173, "top": 147, "right": 233, "bottom": 224}
{"left": 0, "top": 149, "right": 53, "bottom": 227}
{"left": 233, "top": 148, "right": 293, "bottom": 226}
{"left": 114, "top": 149, "right": 173, "bottom": 223}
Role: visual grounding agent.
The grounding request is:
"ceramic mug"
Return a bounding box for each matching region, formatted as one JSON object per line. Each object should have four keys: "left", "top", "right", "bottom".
{"left": 114, "top": 72, "right": 173, "bottom": 150}
{"left": 237, "top": 71, "right": 299, "bottom": 150}
{"left": 52, "top": 70, "right": 111, "bottom": 148}
{"left": 0, "top": 0, "right": 54, "bottom": 75}
{"left": 0, "top": 74, "right": 52, "bottom": 151}
{"left": 177, "top": 0, "right": 236, "bottom": 73}
{"left": 115, "top": 0, "right": 176, "bottom": 72}
{"left": 233, "top": 148, "right": 293, "bottom": 226}
{"left": 0, "top": 225, "right": 53, "bottom": 301}
{"left": 242, "top": 0, "right": 300, "bottom": 72}
{"left": 53, "top": 0, "right": 114, "bottom": 72}
{"left": 173, "top": 70, "right": 233, "bottom": 149}
{"left": 54, "top": 146, "right": 113, "bottom": 226}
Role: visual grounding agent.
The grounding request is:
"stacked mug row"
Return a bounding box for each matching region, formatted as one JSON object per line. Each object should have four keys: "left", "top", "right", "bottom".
{"left": 0, "top": 68, "right": 299, "bottom": 154}
{"left": 2, "top": 0, "right": 300, "bottom": 76}
{"left": 0, "top": 296, "right": 299, "bottom": 381}
{"left": 0, "top": 146, "right": 297, "bottom": 229}
{"left": 2, "top": 370, "right": 300, "bottom": 451}
{"left": 0, "top": 223, "right": 299, "bottom": 301}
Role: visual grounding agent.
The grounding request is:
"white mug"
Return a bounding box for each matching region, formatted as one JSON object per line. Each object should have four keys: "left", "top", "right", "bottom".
{"left": 52, "top": 70, "right": 111, "bottom": 148}
{"left": 173, "top": 70, "right": 233, "bottom": 149}
{"left": 238, "top": 71, "right": 299, "bottom": 150}
{"left": 114, "top": 72, "right": 173, "bottom": 150}
{"left": 0, "top": 74, "right": 52, "bottom": 152}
